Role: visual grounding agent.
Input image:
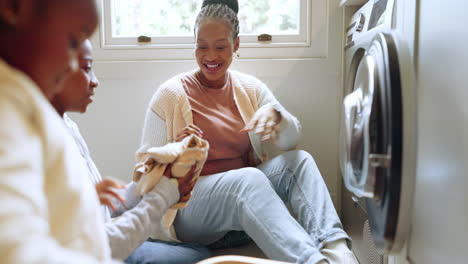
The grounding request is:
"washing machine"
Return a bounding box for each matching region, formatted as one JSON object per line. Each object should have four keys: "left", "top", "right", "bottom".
{"left": 340, "top": 0, "right": 416, "bottom": 262}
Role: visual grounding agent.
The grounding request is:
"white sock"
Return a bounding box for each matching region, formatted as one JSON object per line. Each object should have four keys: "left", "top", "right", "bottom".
{"left": 321, "top": 239, "right": 359, "bottom": 264}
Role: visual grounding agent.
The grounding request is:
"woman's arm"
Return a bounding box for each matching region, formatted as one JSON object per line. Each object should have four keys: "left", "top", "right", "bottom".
{"left": 136, "top": 107, "right": 169, "bottom": 161}
{"left": 256, "top": 82, "right": 302, "bottom": 151}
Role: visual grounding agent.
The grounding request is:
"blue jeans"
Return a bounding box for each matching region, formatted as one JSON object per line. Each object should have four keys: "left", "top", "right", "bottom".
{"left": 174, "top": 150, "right": 349, "bottom": 264}
{"left": 125, "top": 239, "right": 211, "bottom": 264}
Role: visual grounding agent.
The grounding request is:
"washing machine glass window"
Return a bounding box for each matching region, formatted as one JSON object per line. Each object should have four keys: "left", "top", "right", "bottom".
{"left": 341, "top": 0, "right": 415, "bottom": 257}
{"left": 341, "top": 33, "right": 405, "bottom": 253}
{"left": 341, "top": 33, "right": 401, "bottom": 198}
{"left": 341, "top": 53, "right": 377, "bottom": 198}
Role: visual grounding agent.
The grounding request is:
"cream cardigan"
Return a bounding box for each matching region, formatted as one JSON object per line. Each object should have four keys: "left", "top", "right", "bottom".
{"left": 0, "top": 60, "right": 120, "bottom": 263}
{"left": 137, "top": 70, "right": 302, "bottom": 164}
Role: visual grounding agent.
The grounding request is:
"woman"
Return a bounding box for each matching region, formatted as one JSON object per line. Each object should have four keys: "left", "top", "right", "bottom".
{"left": 137, "top": 1, "right": 358, "bottom": 263}
{"left": 51, "top": 39, "right": 212, "bottom": 263}
{"left": 0, "top": 0, "right": 120, "bottom": 263}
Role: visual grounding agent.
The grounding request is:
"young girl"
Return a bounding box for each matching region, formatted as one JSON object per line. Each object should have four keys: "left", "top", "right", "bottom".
{"left": 0, "top": 0, "right": 121, "bottom": 263}
{"left": 50, "top": 39, "right": 211, "bottom": 263}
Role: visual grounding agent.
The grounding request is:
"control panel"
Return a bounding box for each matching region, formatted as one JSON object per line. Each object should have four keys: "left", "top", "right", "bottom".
{"left": 345, "top": 0, "right": 391, "bottom": 48}
{"left": 345, "top": 1, "right": 374, "bottom": 46}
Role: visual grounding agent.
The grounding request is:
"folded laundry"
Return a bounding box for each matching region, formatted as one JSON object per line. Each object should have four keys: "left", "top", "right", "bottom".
{"left": 133, "top": 134, "right": 209, "bottom": 236}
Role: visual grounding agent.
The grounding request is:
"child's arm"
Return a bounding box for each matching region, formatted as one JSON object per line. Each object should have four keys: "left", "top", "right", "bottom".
{"left": 104, "top": 166, "right": 197, "bottom": 260}
{"left": 104, "top": 176, "right": 179, "bottom": 260}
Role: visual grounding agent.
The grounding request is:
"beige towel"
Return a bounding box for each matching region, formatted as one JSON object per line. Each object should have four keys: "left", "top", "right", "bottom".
{"left": 133, "top": 134, "right": 209, "bottom": 230}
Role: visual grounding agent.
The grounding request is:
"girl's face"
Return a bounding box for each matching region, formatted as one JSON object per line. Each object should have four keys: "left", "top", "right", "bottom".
{"left": 195, "top": 20, "right": 239, "bottom": 88}
{"left": 52, "top": 40, "right": 98, "bottom": 114}
{"left": 1, "top": 0, "right": 98, "bottom": 99}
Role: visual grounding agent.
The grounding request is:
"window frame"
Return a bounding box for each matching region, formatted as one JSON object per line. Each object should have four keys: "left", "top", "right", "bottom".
{"left": 94, "top": 0, "right": 329, "bottom": 60}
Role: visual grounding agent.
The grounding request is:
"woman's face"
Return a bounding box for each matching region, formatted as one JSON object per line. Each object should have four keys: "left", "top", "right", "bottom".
{"left": 1, "top": 0, "right": 98, "bottom": 99}
{"left": 53, "top": 40, "right": 98, "bottom": 114}
{"left": 195, "top": 20, "right": 239, "bottom": 87}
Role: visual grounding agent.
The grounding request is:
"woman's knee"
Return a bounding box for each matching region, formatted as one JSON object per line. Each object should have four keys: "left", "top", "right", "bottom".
{"left": 284, "top": 150, "right": 318, "bottom": 167}
{"left": 281, "top": 150, "right": 326, "bottom": 184}
{"left": 222, "top": 167, "right": 272, "bottom": 194}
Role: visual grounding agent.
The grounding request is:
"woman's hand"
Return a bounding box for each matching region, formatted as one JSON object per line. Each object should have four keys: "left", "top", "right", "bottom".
{"left": 242, "top": 104, "right": 282, "bottom": 142}
{"left": 176, "top": 165, "right": 197, "bottom": 203}
{"left": 163, "top": 165, "right": 198, "bottom": 203}
{"left": 175, "top": 124, "right": 204, "bottom": 142}
{"left": 95, "top": 178, "right": 126, "bottom": 212}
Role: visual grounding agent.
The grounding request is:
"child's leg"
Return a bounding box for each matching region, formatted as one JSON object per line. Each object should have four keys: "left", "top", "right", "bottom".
{"left": 125, "top": 240, "right": 211, "bottom": 264}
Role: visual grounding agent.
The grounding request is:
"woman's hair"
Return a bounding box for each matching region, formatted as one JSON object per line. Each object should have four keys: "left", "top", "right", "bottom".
{"left": 194, "top": 0, "right": 239, "bottom": 42}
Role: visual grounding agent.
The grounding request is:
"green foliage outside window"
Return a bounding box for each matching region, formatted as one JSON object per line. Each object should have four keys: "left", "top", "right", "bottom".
{"left": 112, "top": 0, "right": 299, "bottom": 37}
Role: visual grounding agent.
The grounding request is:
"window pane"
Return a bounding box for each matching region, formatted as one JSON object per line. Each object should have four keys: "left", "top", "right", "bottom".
{"left": 111, "top": 0, "right": 201, "bottom": 37}
{"left": 111, "top": 0, "right": 300, "bottom": 37}
{"left": 239, "top": 0, "right": 299, "bottom": 35}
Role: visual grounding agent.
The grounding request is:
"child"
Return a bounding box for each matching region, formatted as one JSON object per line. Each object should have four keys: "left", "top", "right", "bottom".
{"left": 0, "top": 0, "right": 120, "bottom": 263}
{"left": 50, "top": 39, "right": 211, "bottom": 263}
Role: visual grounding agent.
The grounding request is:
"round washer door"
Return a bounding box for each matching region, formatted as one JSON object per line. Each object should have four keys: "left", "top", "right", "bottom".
{"left": 340, "top": 32, "right": 404, "bottom": 253}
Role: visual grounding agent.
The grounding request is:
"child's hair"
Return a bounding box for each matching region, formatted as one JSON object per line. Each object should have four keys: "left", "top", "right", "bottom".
{"left": 194, "top": 0, "right": 239, "bottom": 41}
{"left": 0, "top": 0, "right": 98, "bottom": 98}
{"left": 0, "top": 1, "right": 50, "bottom": 30}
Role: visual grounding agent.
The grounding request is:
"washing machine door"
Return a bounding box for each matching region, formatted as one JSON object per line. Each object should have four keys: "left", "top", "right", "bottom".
{"left": 340, "top": 32, "right": 408, "bottom": 253}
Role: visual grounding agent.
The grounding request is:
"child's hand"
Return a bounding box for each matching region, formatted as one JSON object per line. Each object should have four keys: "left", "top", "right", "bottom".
{"left": 95, "top": 178, "right": 126, "bottom": 212}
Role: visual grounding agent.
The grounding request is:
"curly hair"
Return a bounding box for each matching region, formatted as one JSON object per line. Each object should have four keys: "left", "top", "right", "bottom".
{"left": 194, "top": 0, "right": 240, "bottom": 41}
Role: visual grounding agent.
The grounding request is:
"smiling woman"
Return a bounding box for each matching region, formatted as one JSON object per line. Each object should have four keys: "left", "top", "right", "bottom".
{"left": 135, "top": 1, "right": 358, "bottom": 263}
{"left": 194, "top": 19, "right": 239, "bottom": 88}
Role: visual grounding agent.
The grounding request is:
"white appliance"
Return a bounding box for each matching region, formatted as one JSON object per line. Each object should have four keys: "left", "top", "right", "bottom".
{"left": 340, "top": 0, "right": 416, "bottom": 262}
{"left": 391, "top": 1, "right": 468, "bottom": 263}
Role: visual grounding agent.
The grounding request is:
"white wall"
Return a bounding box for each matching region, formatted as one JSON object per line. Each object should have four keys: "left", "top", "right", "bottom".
{"left": 71, "top": 1, "right": 345, "bottom": 205}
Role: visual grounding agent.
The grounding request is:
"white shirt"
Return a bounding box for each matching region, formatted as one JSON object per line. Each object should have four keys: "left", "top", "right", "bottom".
{"left": 63, "top": 114, "right": 112, "bottom": 221}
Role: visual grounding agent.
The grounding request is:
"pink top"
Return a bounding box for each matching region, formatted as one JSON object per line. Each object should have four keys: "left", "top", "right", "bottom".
{"left": 182, "top": 72, "right": 251, "bottom": 175}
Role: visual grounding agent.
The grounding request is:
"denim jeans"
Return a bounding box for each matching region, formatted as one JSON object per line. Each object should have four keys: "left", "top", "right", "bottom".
{"left": 174, "top": 150, "right": 350, "bottom": 264}
{"left": 125, "top": 239, "right": 211, "bottom": 264}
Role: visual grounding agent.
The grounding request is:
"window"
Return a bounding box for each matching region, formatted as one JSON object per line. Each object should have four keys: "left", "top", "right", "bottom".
{"left": 96, "top": 0, "right": 328, "bottom": 60}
